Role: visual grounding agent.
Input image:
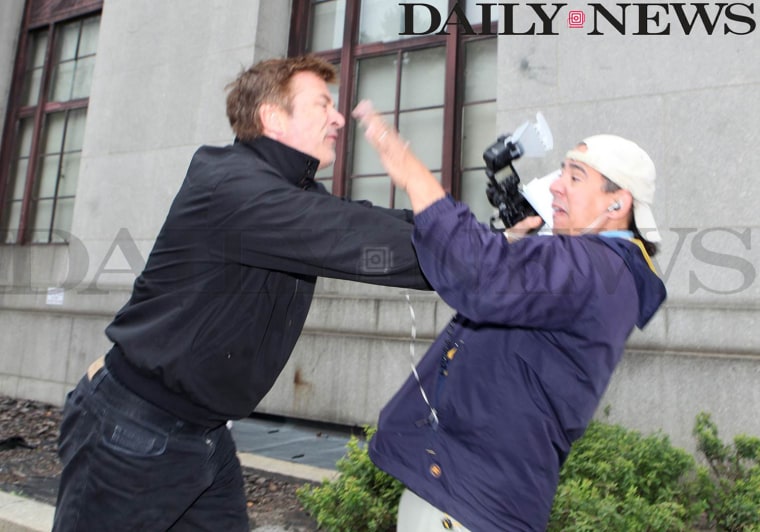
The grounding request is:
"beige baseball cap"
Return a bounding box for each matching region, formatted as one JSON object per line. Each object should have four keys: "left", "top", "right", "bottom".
{"left": 566, "top": 134, "right": 661, "bottom": 242}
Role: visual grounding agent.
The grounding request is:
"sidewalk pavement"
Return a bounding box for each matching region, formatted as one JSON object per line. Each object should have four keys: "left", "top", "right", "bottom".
{"left": 0, "top": 416, "right": 351, "bottom": 532}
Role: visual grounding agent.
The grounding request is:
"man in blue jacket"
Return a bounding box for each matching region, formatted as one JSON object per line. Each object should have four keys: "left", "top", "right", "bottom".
{"left": 52, "top": 57, "right": 429, "bottom": 531}
{"left": 354, "top": 101, "right": 667, "bottom": 531}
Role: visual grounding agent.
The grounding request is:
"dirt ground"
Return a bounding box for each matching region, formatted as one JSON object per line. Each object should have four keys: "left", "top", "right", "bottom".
{"left": 0, "top": 395, "right": 319, "bottom": 531}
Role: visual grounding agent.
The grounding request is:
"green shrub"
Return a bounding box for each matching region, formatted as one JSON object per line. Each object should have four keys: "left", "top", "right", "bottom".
{"left": 694, "top": 412, "right": 760, "bottom": 531}
{"left": 297, "top": 416, "right": 760, "bottom": 531}
{"left": 548, "top": 420, "right": 705, "bottom": 531}
{"left": 296, "top": 426, "right": 403, "bottom": 532}
{"left": 550, "top": 478, "right": 691, "bottom": 532}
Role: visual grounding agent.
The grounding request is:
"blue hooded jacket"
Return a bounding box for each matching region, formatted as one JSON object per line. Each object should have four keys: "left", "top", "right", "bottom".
{"left": 369, "top": 197, "right": 666, "bottom": 531}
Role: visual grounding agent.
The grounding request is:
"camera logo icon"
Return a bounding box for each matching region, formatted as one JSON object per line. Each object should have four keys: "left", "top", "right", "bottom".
{"left": 361, "top": 246, "right": 392, "bottom": 274}
{"left": 568, "top": 10, "right": 586, "bottom": 28}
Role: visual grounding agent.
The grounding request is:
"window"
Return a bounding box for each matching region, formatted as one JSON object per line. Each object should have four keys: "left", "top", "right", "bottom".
{"left": 290, "top": 0, "right": 497, "bottom": 220}
{"left": 0, "top": 1, "right": 102, "bottom": 244}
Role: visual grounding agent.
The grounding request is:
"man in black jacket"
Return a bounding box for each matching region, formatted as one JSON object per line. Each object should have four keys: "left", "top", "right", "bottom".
{"left": 52, "top": 56, "right": 429, "bottom": 532}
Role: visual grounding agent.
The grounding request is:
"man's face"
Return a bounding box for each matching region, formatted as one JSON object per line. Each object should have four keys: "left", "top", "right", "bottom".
{"left": 278, "top": 71, "right": 345, "bottom": 170}
{"left": 549, "top": 144, "right": 617, "bottom": 235}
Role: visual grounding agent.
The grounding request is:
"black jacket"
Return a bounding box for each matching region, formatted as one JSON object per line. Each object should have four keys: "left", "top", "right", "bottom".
{"left": 105, "top": 137, "right": 428, "bottom": 426}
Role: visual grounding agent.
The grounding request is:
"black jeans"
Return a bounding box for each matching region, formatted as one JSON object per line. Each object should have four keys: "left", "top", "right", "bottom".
{"left": 52, "top": 367, "right": 248, "bottom": 531}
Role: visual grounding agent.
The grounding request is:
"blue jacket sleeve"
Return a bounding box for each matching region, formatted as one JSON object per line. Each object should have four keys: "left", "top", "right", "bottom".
{"left": 412, "top": 196, "right": 626, "bottom": 329}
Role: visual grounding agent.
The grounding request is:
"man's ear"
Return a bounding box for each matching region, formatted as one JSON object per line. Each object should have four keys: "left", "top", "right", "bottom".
{"left": 608, "top": 189, "right": 634, "bottom": 220}
{"left": 259, "top": 103, "right": 286, "bottom": 138}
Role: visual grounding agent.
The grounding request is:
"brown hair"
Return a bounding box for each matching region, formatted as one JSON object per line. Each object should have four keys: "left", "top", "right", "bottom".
{"left": 225, "top": 55, "right": 337, "bottom": 141}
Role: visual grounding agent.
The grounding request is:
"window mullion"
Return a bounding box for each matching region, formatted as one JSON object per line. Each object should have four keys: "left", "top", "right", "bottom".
{"left": 287, "top": 0, "right": 310, "bottom": 56}
{"left": 441, "top": 17, "right": 462, "bottom": 197}
{"left": 388, "top": 50, "right": 404, "bottom": 209}
{"left": 332, "top": 0, "right": 360, "bottom": 198}
{"left": 0, "top": 6, "right": 33, "bottom": 217}
{"left": 45, "top": 108, "right": 70, "bottom": 244}
{"left": 18, "top": 22, "right": 56, "bottom": 245}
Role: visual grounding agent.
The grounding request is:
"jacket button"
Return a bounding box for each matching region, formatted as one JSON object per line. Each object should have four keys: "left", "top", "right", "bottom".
{"left": 429, "top": 464, "right": 442, "bottom": 478}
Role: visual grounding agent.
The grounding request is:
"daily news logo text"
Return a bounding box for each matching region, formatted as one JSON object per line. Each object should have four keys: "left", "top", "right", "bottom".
{"left": 400, "top": 2, "right": 756, "bottom": 35}
{"left": 1, "top": 226, "right": 756, "bottom": 296}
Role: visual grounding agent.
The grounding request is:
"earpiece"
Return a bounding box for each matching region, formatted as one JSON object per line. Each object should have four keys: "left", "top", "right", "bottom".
{"left": 585, "top": 200, "right": 623, "bottom": 234}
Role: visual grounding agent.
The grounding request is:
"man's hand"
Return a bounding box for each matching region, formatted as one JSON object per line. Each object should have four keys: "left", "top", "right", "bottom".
{"left": 504, "top": 215, "right": 544, "bottom": 242}
{"left": 352, "top": 100, "right": 445, "bottom": 213}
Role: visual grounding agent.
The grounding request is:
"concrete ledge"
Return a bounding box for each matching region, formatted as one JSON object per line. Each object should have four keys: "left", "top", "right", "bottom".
{"left": 238, "top": 452, "right": 339, "bottom": 485}
{"left": 0, "top": 491, "right": 53, "bottom": 532}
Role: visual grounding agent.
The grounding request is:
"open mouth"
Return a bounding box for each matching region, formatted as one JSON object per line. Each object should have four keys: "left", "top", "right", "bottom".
{"left": 552, "top": 203, "right": 568, "bottom": 216}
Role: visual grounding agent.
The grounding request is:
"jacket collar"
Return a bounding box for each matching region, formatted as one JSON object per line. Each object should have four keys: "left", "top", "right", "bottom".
{"left": 236, "top": 136, "right": 320, "bottom": 188}
{"left": 593, "top": 235, "right": 666, "bottom": 329}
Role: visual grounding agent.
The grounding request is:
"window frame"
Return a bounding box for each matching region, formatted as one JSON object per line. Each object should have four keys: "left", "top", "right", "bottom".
{"left": 0, "top": 0, "right": 102, "bottom": 245}
{"left": 289, "top": 0, "right": 496, "bottom": 206}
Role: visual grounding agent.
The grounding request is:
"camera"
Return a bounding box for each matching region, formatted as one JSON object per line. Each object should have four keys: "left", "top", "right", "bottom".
{"left": 482, "top": 113, "right": 554, "bottom": 230}
{"left": 484, "top": 135, "right": 539, "bottom": 230}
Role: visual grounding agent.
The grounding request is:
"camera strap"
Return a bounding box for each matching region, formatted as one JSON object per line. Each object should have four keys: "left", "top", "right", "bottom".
{"left": 406, "top": 293, "right": 439, "bottom": 429}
